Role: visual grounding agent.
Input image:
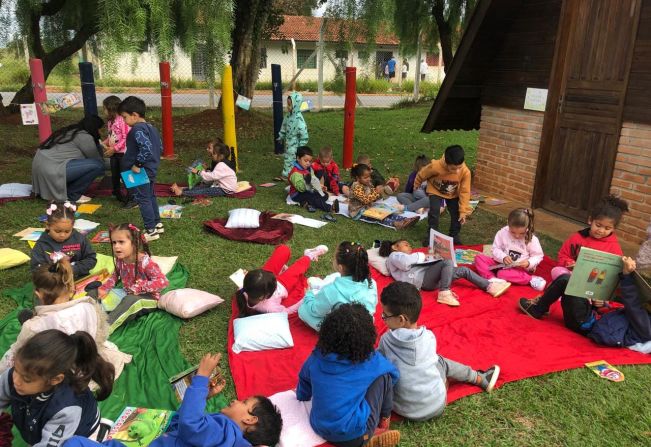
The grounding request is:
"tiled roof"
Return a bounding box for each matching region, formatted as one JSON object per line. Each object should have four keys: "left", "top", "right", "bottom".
{"left": 270, "top": 15, "right": 399, "bottom": 46}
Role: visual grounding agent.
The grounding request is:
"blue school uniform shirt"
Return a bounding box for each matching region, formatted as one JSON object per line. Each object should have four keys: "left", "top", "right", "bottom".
{"left": 296, "top": 350, "right": 399, "bottom": 442}
{"left": 122, "top": 122, "right": 162, "bottom": 178}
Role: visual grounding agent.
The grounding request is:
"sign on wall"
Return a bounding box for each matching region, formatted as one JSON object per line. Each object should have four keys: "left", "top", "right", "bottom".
{"left": 524, "top": 88, "right": 548, "bottom": 112}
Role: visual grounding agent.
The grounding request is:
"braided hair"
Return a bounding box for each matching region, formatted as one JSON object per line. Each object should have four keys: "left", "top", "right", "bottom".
{"left": 335, "top": 241, "right": 372, "bottom": 287}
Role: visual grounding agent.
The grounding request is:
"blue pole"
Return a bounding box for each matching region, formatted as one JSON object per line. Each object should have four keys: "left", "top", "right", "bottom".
{"left": 271, "top": 64, "right": 284, "bottom": 154}
{"left": 79, "top": 62, "right": 98, "bottom": 117}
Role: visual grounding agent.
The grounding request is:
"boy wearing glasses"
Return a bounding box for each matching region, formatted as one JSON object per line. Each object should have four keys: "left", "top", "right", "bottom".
{"left": 378, "top": 282, "right": 501, "bottom": 421}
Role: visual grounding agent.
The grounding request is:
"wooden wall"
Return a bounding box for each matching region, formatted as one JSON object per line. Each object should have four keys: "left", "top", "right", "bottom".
{"left": 481, "top": 0, "right": 562, "bottom": 108}
{"left": 624, "top": 0, "right": 651, "bottom": 124}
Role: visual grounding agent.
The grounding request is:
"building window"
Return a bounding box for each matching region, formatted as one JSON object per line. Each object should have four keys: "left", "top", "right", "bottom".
{"left": 335, "top": 49, "right": 348, "bottom": 61}
{"left": 259, "top": 47, "right": 267, "bottom": 69}
{"left": 297, "top": 49, "right": 316, "bottom": 69}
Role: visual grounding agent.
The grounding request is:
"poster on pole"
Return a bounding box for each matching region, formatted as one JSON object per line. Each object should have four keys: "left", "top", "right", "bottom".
{"left": 20, "top": 104, "right": 39, "bottom": 125}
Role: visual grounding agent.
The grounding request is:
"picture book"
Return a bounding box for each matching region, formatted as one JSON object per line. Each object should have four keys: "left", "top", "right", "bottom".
{"left": 272, "top": 213, "right": 328, "bottom": 228}
{"left": 429, "top": 229, "right": 457, "bottom": 267}
{"left": 229, "top": 268, "right": 246, "bottom": 289}
{"left": 159, "top": 204, "right": 183, "bottom": 219}
{"left": 91, "top": 230, "right": 110, "bottom": 243}
{"left": 187, "top": 160, "right": 206, "bottom": 189}
{"left": 20, "top": 103, "right": 38, "bottom": 125}
{"left": 73, "top": 219, "right": 100, "bottom": 234}
{"left": 106, "top": 407, "right": 175, "bottom": 446}
{"left": 585, "top": 360, "right": 625, "bottom": 382}
{"left": 15, "top": 227, "right": 45, "bottom": 241}
{"left": 77, "top": 203, "right": 102, "bottom": 214}
{"left": 362, "top": 204, "right": 398, "bottom": 221}
{"left": 169, "top": 365, "right": 199, "bottom": 403}
{"left": 488, "top": 263, "right": 518, "bottom": 271}
{"left": 455, "top": 248, "right": 482, "bottom": 265}
{"left": 102, "top": 288, "right": 127, "bottom": 312}
{"left": 74, "top": 269, "right": 110, "bottom": 298}
{"left": 565, "top": 247, "right": 623, "bottom": 301}
{"left": 121, "top": 170, "right": 150, "bottom": 188}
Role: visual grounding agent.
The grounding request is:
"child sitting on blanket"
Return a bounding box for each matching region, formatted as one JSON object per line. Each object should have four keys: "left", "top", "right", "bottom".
{"left": 312, "top": 145, "right": 350, "bottom": 196}
{"left": 348, "top": 164, "right": 404, "bottom": 219}
{"left": 474, "top": 208, "right": 546, "bottom": 291}
{"left": 297, "top": 303, "right": 401, "bottom": 447}
{"left": 0, "top": 330, "right": 115, "bottom": 447}
{"left": 288, "top": 146, "right": 340, "bottom": 215}
{"left": 98, "top": 223, "right": 169, "bottom": 329}
{"left": 171, "top": 138, "right": 237, "bottom": 198}
{"left": 31, "top": 200, "right": 97, "bottom": 279}
{"left": 0, "top": 259, "right": 130, "bottom": 378}
{"left": 235, "top": 244, "right": 329, "bottom": 317}
{"left": 379, "top": 239, "right": 511, "bottom": 307}
{"left": 356, "top": 154, "right": 400, "bottom": 193}
{"left": 66, "top": 352, "right": 283, "bottom": 447}
{"left": 519, "top": 196, "right": 628, "bottom": 328}
{"left": 378, "top": 282, "right": 500, "bottom": 421}
{"left": 397, "top": 154, "right": 430, "bottom": 213}
{"left": 299, "top": 241, "right": 378, "bottom": 330}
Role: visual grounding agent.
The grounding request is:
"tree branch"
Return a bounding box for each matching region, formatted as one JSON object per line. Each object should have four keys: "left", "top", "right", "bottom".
{"left": 40, "top": 0, "right": 67, "bottom": 17}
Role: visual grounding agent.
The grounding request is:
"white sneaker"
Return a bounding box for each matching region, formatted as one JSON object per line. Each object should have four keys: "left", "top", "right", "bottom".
{"left": 304, "top": 245, "right": 328, "bottom": 261}
{"left": 437, "top": 290, "right": 460, "bottom": 307}
{"left": 486, "top": 281, "right": 511, "bottom": 298}
{"left": 530, "top": 276, "right": 547, "bottom": 291}
{"left": 155, "top": 222, "right": 165, "bottom": 234}
{"left": 76, "top": 195, "right": 92, "bottom": 203}
{"left": 143, "top": 229, "right": 160, "bottom": 242}
{"left": 488, "top": 277, "right": 508, "bottom": 283}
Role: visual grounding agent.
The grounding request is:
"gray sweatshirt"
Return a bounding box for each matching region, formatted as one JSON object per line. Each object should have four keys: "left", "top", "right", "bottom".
{"left": 386, "top": 251, "right": 429, "bottom": 289}
{"left": 378, "top": 327, "right": 446, "bottom": 420}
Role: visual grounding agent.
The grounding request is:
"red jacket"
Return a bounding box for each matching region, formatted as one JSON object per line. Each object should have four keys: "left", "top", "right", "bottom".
{"left": 312, "top": 158, "right": 341, "bottom": 195}
{"left": 557, "top": 228, "right": 623, "bottom": 267}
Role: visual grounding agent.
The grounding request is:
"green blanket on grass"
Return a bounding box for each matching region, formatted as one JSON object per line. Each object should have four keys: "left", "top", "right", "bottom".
{"left": 0, "top": 263, "right": 227, "bottom": 447}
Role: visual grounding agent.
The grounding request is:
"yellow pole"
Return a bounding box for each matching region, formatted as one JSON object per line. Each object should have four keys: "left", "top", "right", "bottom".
{"left": 221, "top": 64, "right": 238, "bottom": 171}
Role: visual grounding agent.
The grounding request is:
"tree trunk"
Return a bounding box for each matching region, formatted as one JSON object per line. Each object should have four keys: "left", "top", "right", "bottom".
{"left": 432, "top": 0, "right": 454, "bottom": 73}
{"left": 230, "top": 0, "right": 274, "bottom": 99}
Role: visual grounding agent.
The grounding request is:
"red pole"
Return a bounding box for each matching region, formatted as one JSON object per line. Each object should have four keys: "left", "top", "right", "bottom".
{"left": 342, "top": 66, "right": 357, "bottom": 169}
{"left": 159, "top": 61, "right": 175, "bottom": 159}
{"left": 29, "top": 58, "right": 52, "bottom": 142}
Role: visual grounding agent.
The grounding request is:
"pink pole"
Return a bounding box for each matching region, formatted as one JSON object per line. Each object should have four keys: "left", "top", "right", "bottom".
{"left": 159, "top": 61, "right": 175, "bottom": 158}
{"left": 29, "top": 58, "right": 52, "bottom": 142}
{"left": 342, "top": 66, "right": 357, "bottom": 169}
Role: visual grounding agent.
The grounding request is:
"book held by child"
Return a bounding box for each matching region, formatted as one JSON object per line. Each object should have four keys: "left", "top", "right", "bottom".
{"left": 106, "top": 407, "right": 175, "bottom": 446}
{"left": 565, "top": 247, "right": 623, "bottom": 301}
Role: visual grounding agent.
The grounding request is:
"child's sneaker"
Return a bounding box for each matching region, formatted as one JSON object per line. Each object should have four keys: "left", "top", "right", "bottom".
{"left": 143, "top": 229, "right": 160, "bottom": 242}
{"left": 486, "top": 281, "right": 511, "bottom": 298}
{"left": 518, "top": 297, "right": 546, "bottom": 319}
{"left": 368, "top": 429, "right": 400, "bottom": 447}
{"left": 437, "top": 290, "right": 460, "bottom": 307}
{"left": 331, "top": 199, "right": 340, "bottom": 213}
{"left": 76, "top": 195, "right": 92, "bottom": 203}
{"left": 304, "top": 245, "right": 328, "bottom": 261}
{"left": 477, "top": 365, "right": 501, "bottom": 393}
{"left": 155, "top": 222, "right": 165, "bottom": 234}
{"left": 529, "top": 275, "right": 546, "bottom": 291}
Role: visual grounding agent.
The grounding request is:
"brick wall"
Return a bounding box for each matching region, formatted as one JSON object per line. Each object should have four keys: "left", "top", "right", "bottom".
{"left": 475, "top": 105, "right": 544, "bottom": 204}
{"left": 609, "top": 121, "right": 651, "bottom": 245}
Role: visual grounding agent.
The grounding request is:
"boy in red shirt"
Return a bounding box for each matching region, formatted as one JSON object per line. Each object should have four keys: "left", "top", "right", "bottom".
{"left": 312, "top": 146, "right": 349, "bottom": 196}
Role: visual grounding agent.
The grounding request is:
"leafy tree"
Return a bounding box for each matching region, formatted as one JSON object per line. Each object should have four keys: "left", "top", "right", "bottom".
{"left": 2, "top": 0, "right": 232, "bottom": 113}
{"left": 273, "top": 0, "right": 318, "bottom": 16}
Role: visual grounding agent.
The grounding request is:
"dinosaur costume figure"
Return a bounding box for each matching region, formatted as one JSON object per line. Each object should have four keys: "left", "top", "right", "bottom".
{"left": 278, "top": 91, "right": 309, "bottom": 178}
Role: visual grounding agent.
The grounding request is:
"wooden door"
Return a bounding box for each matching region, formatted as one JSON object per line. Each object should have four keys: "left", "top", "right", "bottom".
{"left": 536, "top": 0, "right": 641, "bottom": 221}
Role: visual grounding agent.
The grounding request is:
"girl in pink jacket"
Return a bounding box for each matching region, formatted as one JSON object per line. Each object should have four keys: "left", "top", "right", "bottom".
{"left": 474, "top": 208, "right": 547, "bottom": 290}
{"left": 101, "top": 96, "right": 131, "bottom": 204}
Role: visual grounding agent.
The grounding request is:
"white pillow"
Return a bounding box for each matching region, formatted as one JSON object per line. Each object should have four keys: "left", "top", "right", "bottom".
{"left": 367, "top": 247, "right": 390, "bottom": 276}
{"left": 232, "top": 312, "right": 294, "bottom": 354}
{"left": 150, "top": 255, "right": 178, "bottom": 276}
{"left": 158, "top": 288, "right": 224, "bottom": 318}
{"left": 269, "top": 390, "right": 326, "bottom": 447}
{"left": 225, "top": 208, "right": 261, "bottom": 229}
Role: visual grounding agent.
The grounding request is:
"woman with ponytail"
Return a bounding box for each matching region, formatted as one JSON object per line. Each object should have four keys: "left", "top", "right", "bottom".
{"left": 299, "top": 241, "right": 378, "bottom": 331}
{"left": 0, "top": 259, "right": 131, "bottom": 380}
{"left": 0, "top": 330, "right": 114, "bottom": 446}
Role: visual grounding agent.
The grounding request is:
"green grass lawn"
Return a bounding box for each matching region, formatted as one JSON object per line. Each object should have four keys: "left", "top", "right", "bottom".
{"left": 1, "top": 104, "right": 650, "bottom": 446}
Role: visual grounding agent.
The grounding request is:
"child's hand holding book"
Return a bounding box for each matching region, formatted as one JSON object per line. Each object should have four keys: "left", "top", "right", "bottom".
{"left": 198, "top": 352, "right": 227, "bottom": 399}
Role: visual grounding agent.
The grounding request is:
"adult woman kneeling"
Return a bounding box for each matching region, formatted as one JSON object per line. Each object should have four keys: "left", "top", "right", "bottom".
{"left": 32, "top": 115, "right": 106, "bottom": 201}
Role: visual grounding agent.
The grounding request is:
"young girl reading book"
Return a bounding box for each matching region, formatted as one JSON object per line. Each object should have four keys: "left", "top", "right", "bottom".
{"left": 474, "top": 208, "right": 546, "bottom": 290}
{"left": 348, "top": 164, "right": 403, "bottom": 219}
{"left": 0, "top": 330, "right": 114, "bottom": 446}
{"left": 235, "top": 244, "right": 328, "bottom": 317}
{"left": 31, "top": 201, "right": 97, "bottom": 279}
{"left": 379, "top": 239, "right": 511, "bottom": 307}
{"left": 98, "top": 223, "right": 169, "bottom": 328}
{"left": 171, "top": 139, "right": 237, "bottom": 197}
{"left": 298, "top": 241, "right": 378, "bottom": 330}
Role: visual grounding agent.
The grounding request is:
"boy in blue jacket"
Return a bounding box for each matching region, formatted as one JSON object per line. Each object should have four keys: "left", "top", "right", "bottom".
{"left": 297, "top": 303, "right": 400, "bottom": 447}
{"left": 64, "top": 353, "right": 282, "bottom": 447}
{"left": 118, "top": 96, "right": 163, "bottom": 242}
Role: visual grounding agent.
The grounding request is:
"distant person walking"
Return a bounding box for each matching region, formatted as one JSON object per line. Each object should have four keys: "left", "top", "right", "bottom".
{"left": 420, "top": 59, "right": 428, "bottom": 81}
{"left": 401, "top": 59, "right": 409, "bottom": 80}
{"left": 387, "top": 55, "right": 397, "bottom": 81}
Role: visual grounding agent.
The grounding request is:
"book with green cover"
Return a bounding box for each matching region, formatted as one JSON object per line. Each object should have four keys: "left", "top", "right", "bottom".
{"left": 106, "top": 407, "right": 175, "bottom": 446}
{"left": 565, "top": 247, "right": 623, "bottom": 301}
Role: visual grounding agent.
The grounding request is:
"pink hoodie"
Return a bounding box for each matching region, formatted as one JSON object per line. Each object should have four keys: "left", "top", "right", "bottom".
{"left": 104, "top": 115, "right": 131, "bottom": 154}
{"left": 199, "top": 161, "right": 237, "bottom": 193}
{"left": 491, "top": 225, "right": 544, "bottom": 270}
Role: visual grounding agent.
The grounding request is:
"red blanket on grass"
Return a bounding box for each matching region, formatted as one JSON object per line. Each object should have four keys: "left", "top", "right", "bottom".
{"left": 204, "top": 212, "right": 294, "bottom": 245}
{"left": 228, "top": 246, "right": 651, "bottom": 405}
{"left": 85, "top": 176, "right": 257, "bottom": 199}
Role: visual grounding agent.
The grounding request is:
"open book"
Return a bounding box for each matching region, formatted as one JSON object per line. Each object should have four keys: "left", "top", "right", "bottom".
{"left": 428, "top": 229, "right": 457, "bottom": 267}
{"left": 106, "top": 407, "right": 175, "bottom": 446}
{"left": 564, "top": 247, "right": 623, "bottom": 301}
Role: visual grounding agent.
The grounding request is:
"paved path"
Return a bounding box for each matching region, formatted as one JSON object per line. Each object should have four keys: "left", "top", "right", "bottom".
{"left": 2, "top": 91, "right": 412, "bottom": 109}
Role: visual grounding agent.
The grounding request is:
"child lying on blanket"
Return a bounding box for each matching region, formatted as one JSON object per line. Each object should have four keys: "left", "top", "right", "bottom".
{"left": 298, "top": 241, "right": 378, "bottom": 331}
{"left": 235, "top": 244, "right": 328, "bottom": 317}
{"left": 378, "top": 282, "right": 500, "bottom": 421}
{"left": 348, "top": 164, "right": 403, "bottom": 219}
{"left": 379, "top": 239, "right": 511, "bottom": 307}
{"left": 66, "top": 352, "right": 283, "bottom": 447}
{"left": 171, "top": 138, "right": 237, "bottom": 197}
{"left": 297, "top": 303, "right": 401, "bottom": 447}
{"left": 0, "top": 259, "right": 130, "bottom": 379}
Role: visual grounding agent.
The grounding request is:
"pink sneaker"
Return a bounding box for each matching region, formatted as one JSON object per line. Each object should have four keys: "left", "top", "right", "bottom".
{"left": 304, "top": 245, "right": 328, "bottom": 261}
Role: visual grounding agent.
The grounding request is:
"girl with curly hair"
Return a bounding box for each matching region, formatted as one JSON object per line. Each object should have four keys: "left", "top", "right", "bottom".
{"left": 298, "top": 241, "right": 377, "bottom": 331}
{"left": 297, "top": 303, "right": 400, "bottom": 447}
